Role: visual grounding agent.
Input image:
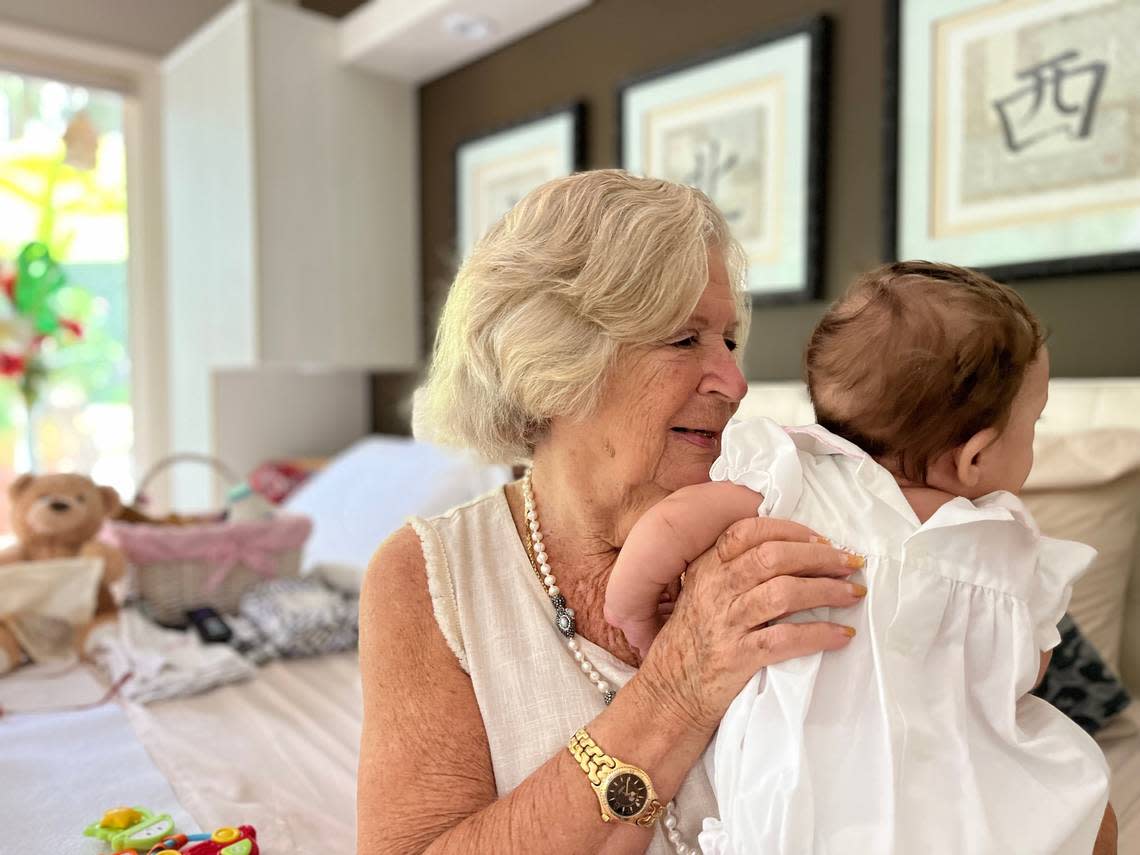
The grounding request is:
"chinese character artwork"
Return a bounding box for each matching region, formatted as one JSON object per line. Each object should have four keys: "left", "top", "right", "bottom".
{"left": 992, "top": 50, "right": 1107, "bottom": 154}
{"left": 889, "top": 0, "right": 1140, "bottom": 277}
{"left": 935, "top": 0, "right": 1140, "bottom": 237}
{"left": 619, "top": 20, "right": 826, "bottom": 299}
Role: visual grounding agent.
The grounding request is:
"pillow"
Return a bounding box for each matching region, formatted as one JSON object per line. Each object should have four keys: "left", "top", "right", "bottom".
{"left": 282, "top": 436, "right": 512, "bottom": 591}
{"left": 1033, "top": 613, "right": 1131, "bottom": 736}
{"left": 1021, "top": 428, "right": 1140, "bottom": 679}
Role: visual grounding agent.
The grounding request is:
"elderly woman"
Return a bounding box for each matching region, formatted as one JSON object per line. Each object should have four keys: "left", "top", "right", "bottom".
{"left": 357, "top": 170, "right": 866, "bottom": 854}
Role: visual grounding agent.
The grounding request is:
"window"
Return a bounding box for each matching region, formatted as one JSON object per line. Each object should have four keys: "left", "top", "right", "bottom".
{"left": 0, "top": 69, "right": 133, "bottom": 527}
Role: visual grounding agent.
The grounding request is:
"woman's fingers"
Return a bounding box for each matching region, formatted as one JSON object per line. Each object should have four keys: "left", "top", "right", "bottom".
{"left": 715, "top": 516, "right": 821, "bottom": 562}
{"left": 744, "top": 620, "right": 856, "bottom": 663}
{"left": 729, "top": 575, "right": 865, "bottom": 628}
{"left": 730, "top": 540, "right": 863, "bottom": 588}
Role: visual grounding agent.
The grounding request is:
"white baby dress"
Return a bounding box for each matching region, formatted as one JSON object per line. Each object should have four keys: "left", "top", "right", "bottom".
{"left": 699, "top": 418, "right": 1109, "bottom": 855}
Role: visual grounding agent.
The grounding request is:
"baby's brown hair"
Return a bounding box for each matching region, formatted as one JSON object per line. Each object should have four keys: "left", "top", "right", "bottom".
{"left": 805, "top": 261, "right": 1045, "bottom": 483}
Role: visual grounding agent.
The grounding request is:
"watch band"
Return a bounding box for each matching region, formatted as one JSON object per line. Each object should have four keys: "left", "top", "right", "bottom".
{"left": 569, "top": 728, "right": 618, "bottom": 786}
{"left": 568, "top": 728, "right": 665, "bottom": 828}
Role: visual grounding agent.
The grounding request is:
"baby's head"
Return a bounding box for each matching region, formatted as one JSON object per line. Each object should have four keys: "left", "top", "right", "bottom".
{"left": 806, "top": 261, "right": 1047, "bottom": 498}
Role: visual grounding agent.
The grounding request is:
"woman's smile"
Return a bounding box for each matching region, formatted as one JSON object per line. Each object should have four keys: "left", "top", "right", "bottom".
{"left": 669, "top": 426, "right": 721, "bottom": 450}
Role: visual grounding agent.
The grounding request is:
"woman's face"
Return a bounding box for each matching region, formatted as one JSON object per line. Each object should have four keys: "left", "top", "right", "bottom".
{"left": 551, "top": 250, "right": 748, "bottom": 506}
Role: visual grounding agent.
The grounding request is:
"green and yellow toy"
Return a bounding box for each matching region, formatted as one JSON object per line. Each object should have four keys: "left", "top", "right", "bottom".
{"left": 83, "top": 806, "right": 177, "bottom": 851}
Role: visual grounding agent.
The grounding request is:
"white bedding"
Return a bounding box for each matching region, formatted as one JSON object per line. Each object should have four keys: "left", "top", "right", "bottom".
{"left": 124, "top": 652, "right": 361, "bottom": 854}
{"left": 0, "top": 665, "right": 199, "bottom": 854}
{"left": 5, "top": 648, "right": 1140, "bottom": 853}
{"left": 138, "top": 658, "right": 1140, "bottom": 854}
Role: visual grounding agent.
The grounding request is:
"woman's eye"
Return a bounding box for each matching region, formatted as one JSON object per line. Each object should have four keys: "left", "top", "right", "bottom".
{"left": 671, "top": 335, "right": 698, "bottom": 348}
{"left": 725, "top": 338, "right": 738, "bottom": 352}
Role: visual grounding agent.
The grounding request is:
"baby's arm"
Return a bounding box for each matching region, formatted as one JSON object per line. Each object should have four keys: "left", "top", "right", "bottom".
{"left": 606, "top": 481, "right": 763, "bottom": 656}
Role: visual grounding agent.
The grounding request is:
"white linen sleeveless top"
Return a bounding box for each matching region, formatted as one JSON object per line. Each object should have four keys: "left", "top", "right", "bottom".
{"left": 410, "top": 487, "right": 718, "bottom": 853}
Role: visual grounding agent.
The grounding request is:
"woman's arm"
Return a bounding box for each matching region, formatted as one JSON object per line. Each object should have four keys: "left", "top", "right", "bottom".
{"left": 1093, "top": 802, "right": 1117, "bottom": 855}
{"left": 357, "top": 525, "right": 690, "bottom": 854}
{"left": 358, "top": 519, "right": 864, "bottom": 854}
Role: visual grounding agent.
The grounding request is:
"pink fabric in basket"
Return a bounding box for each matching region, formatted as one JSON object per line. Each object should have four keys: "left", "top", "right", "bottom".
{"left": 110, "top": 515, "right": 312, "bottom": 593}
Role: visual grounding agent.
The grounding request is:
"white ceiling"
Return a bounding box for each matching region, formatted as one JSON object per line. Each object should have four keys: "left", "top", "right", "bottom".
{"left": 0, "top": 0, "right": 236, "bottom": 56}
{"left": 340, "top": 0, "right": 592, "bottom": 84}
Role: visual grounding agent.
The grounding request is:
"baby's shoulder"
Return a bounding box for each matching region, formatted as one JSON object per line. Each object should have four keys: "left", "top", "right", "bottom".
{"left": 712, "top": 417, "right": 806, "bottom": 517}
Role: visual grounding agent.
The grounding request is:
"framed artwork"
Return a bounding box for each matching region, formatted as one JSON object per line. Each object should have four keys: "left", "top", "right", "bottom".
{"left": 455, "top": 103, "right": 585, "bottom": 260}
{"left": 885, "top": 0, "right": 1140, "bottom": 279}
{"left": 618, "top": 18, "right": 830, "bottom": 302}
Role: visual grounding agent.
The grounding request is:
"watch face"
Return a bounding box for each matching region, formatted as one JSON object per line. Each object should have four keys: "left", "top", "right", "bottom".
{"left": 605, "top": 772, "right": 648, "bottom": 818}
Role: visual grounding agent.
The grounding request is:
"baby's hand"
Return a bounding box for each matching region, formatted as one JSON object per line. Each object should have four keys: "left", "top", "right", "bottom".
{"left": 608, "top": 613, "right": 662, "bottom": 660}
{"left": 606, "top": 589, "right": 679, "bottom": 659}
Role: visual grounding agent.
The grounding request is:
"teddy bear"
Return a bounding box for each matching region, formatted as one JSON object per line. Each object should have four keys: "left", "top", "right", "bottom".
{"left": 0, "top": 473, "right": 125, "bottom": 673}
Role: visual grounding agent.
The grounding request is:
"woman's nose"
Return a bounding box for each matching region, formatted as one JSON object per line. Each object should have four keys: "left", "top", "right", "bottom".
{"left": 700, "top": 346, "right": 748, "bottom": 403}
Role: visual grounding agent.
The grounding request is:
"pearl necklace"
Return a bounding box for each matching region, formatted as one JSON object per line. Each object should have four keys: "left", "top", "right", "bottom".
{"left": 521, "top": 469, "right": 696, "bottom": 855}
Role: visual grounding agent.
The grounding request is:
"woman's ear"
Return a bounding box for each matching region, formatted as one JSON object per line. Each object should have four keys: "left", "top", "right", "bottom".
{"left": 953, "top": 427, "right": 1000, "bottom": 489}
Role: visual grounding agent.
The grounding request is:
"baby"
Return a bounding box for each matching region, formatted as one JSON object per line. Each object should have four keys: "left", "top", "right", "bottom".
{"left": 606, "top": 261, "right": 1110, "bottom": 854}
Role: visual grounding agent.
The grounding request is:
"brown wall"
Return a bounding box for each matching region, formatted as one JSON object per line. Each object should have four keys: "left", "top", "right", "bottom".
{"left": 380, "top": 0, "right": 1140, "bottom": 430}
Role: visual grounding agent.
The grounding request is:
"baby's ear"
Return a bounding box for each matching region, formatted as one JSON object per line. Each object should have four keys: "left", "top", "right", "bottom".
{"left": 954, "top": 427, "right": 1000, "bottom": 489}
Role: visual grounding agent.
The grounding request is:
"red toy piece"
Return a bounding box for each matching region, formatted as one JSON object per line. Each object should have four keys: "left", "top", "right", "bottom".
{"left": 184, "top": 826, "right": 258, "bottom": 855}
{"left": 147, "top": 834, "right": 191, "bottom": 854}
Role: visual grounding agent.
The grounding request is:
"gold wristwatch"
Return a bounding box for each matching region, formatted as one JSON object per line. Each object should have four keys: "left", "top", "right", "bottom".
{"left": 568, "top": 728, "right": 665, "bottom": 828}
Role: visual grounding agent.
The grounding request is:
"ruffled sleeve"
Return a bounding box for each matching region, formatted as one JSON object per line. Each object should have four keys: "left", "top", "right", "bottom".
{"left": 1030, "top": 536, "right": 1098, "bottom": 652}
{"left": 710, "top": 417, "right": 804, "bottom": 518}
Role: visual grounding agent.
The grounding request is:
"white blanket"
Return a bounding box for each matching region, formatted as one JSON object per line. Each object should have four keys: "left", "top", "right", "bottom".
{"left": 87, "top": 607, "right": 254, "bottom": 703}
{"left": 0, "top": 665, "right": 198, "bottom": 853}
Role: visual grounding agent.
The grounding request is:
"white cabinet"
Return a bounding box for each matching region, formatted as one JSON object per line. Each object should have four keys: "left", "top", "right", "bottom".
{"left": 162, "top": 0, "right": 418, "bottom": 506}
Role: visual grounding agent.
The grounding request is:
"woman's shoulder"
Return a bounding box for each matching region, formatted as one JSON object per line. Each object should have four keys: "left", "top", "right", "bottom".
{"left": 409, "top": 484, "right": 518, "bottom": 566}
{"left": 361, "top": 524, "right": 428, "bottom": 619}
{"left": 362, "top": 521, "right": 470, "bottom": 672}
{"left": 368, "top": 486, "right": 504, "bottom": 672}
{"left": 414, "top": 483, "right": 512, "bottom": 527}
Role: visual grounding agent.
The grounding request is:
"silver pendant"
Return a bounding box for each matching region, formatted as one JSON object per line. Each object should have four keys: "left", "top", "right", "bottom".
{"left": 555, "top": 605, "right": 576, "bottom": 638}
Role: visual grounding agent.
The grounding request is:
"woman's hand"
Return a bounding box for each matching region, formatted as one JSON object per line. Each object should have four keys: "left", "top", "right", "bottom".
{"left": 636, "top": 516, "right": 865, "bottom": 733}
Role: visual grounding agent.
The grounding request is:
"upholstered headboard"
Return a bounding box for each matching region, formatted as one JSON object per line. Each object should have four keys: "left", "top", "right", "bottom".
{"left": 737, "top": 378, "right": 1140, "bottom": 435}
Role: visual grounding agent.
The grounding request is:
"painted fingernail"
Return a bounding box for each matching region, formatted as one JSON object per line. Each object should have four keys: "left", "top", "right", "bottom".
{"left": 841, "top": 625, "right": 857, "bottom": 637}
{"left": 849, "top": 583, "right": 867, "bottom": 598}
{"left": 844, "top": 553, "right": 865, "bottom": 569}
{"left": 810, "top": 534, "right": 831, "bottom": 545}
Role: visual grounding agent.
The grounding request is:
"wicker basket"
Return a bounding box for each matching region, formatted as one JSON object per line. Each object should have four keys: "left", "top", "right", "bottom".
{"left": 109, "top": 454, "right": 311, "bottom": 624}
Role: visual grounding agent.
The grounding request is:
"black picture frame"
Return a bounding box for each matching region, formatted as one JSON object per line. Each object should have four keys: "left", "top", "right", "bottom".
{"left": 883, "top": 0, "right": 1140, "bottom": 281}
{"left": 616, "top": 17, "right": 830, "bottom": 305}
{"left": 453, "top": 101, "right": 587, "bottom": 260}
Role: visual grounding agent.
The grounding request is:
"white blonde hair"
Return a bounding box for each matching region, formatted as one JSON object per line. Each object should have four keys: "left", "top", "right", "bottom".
{"left": 414, "top": 169, "right": 750, "bottom": 463}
